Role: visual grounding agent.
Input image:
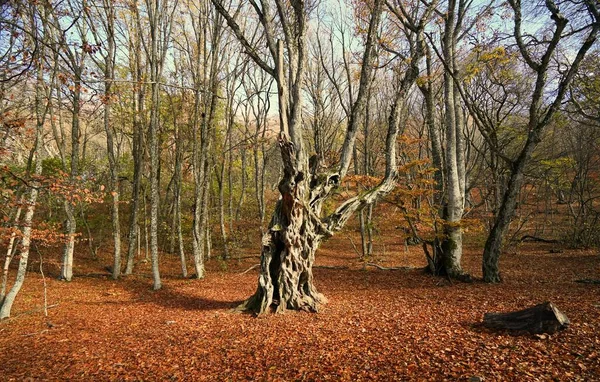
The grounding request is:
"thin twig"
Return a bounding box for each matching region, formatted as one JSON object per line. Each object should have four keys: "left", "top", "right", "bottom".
{"left": 22, "top": 329, "right": 48, "bottom": 337}
{"left": 35, "top": 243, "right": 48, "bottom": 317}
{"left": 346, "top": 235, "right": 362, "bottom": 259}
{"left": 239, "top": 264, "right": 259, "bottom": 275}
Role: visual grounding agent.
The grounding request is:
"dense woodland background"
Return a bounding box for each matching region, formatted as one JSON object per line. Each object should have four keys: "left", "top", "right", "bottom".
{"left": 0, "top": 0, "right": 599, "bottom": 345}
{"left": 0, "top": 0, "right": 599, "bottom": 378}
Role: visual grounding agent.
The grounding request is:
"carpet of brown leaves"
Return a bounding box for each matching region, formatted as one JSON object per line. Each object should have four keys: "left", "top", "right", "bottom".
{"left": 1, "top": 229, "right": 599, "bottom": 381}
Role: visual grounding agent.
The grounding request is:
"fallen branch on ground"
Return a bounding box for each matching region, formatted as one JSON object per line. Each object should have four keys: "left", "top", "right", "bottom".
{"left": 575, "top": 279, "right": 600, "bottom": 284}
{"left": 14, "top": 303, "right": 59, "bottom": 319}
{"left": 22, "top": 329, "right": 49, "bottom": 337}
{"left": 520, "top": 235, "right": 559, "bottom": 244}
{"left": 238, "top": 264, "right": 259, "bottom": 275}
{"left": 364, "top": 263, "right": 416, "bottom": 271}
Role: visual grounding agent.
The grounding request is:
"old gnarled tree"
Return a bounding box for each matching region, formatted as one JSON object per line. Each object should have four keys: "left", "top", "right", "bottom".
{"left": 212, "top": 0, "right": 436, "bottom": 314}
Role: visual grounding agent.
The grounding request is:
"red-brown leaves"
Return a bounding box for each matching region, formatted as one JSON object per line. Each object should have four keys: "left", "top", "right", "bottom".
{"left": 0, "top": 231, "right": 598, "bottom": 380}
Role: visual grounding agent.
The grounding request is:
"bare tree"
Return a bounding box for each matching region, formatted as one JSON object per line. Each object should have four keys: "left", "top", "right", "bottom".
{"left": 212, "top": 0, "right": 436, "bottom": 314}
{"left": 124, "top": 1, "right": 147, "bottom": 276}
{"left": 84, "top": 0, "right": 121, "bottom": 279}
{"left": 145, "top": 0, "right": 179, "bottom": 290}
{"left": 482, "top": 0, "right": 600, "bottom": 282}
{"left": 0, "top": 3, "right": 49, "bottom": 318}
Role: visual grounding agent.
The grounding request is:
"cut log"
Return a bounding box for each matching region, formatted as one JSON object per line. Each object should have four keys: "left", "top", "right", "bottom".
{"left": 482, "top": 302, "right": 570, "bottom": 334}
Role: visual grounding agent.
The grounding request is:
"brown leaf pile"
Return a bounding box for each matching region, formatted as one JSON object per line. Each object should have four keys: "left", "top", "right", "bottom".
{"left": 0, "top": 233, "right": 599, "bottom": 381}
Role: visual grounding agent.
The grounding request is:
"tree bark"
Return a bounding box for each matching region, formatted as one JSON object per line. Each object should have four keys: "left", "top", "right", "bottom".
{"left": 147, "top": 0, "right": 165, "bottom": 290}
{"left": 1, "top": 201, "right": 23, "bottom": 303}
{"left": 439, "top": 0, "right": 466, "bottom": 278}
{"left": 125, "top": 9, "right": 145, "bottom": 275}
{"left": 237, "top": 134, "right": 328, "bottom": 314}
{"left": 0, "top": 19, "right": 46, "bottom": 317}
{"left": 101, "top": 0, "right": 121, "bottom": 280}
{"left": 214, "top": 0, "right": 400, "bottom": 315}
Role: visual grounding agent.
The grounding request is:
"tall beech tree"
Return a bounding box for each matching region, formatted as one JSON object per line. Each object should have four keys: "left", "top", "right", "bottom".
{"left": 84, "top": 0, "right": 121, "bottom": 279}
{"left": 0, "top": 3, "right": 49, "bottom": 318}
{"left": 422, "top": 0, "right": 494, "bottom": 278}
{"left": 438, "top": 0, "right": 468, "bottom": 278}
{"left": 482, "top": 0, "right": 600, "bottom": 282}
{"left": 145, "top": 0, "right": 179, "bottom": 290}
{"left": 124, "top": 1, "right": 147, "bottom": 276}
{"left": 42, "top": 0, "right": 89, "bottom": 281}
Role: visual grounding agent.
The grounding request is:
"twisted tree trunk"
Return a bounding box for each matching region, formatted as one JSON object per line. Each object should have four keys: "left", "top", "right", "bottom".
{"left": 238, "top": 133, "right": 398, "bottom": 315}
{"left": 238, "top": 134, "right": 329, "bottom": 313}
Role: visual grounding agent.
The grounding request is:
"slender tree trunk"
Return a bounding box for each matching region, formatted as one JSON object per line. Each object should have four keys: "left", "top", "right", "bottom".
{"left": 174, "top": 114, "right": 187, "bottom": 277}
{"left": 191, "top": 94, "right": 206, "bottom": 279}
{"left": 191, "top": 2, "right": 222, "bottom": 278}
{"left": 253, "top": 133, "right": 266, "bottom": 231}
{"left": 483, "top": 135, "right": 536, "bottom": 281}
{"left": 146, "top": 0, "right": 177, "bottom": 290}
{"left": 125, "top": 21, "right": 145, "bottom": 275}
{"left": 60, "top": 89, "right": 81, "bottom": 281}
{"left": 227, "top": 131, "right": 234, "bottom": 233}
{"left": 419, "top": 46, "right": 444, "bottom": 196}
{"left": 203, "top": 161, "right": 212, "bottom": 260}
{"left": 482, "top": 0, "right": 599, "bottom": 282}
{"left": 0, "top": 201, "right": 23, "bottom": 304}
{"left": 235, "top": 140, "right": 248, "bottom": 221}
{"left": 360, "top": 89, "right": 374, "bottom": 258}
{"left": 439, "top": 0, "right": 465, "bottom": 278}
{"left": 176, "top": 187, "right": 187, "bottom": 278}
{"left": 0, "top": 168, "right": 41, "bottom": 318}
{"left": 217, "top": 167, "right": 229, "bottom": 259}
{"left": 148, "top": 39, "right": 162, "bottom": 290}
{"left": 0, "top": 28, "right": 46, "bottom": 317}
{"left": 217, "top": 115, "right": 232, "bottom": 258}
{"left": 103, "top": 1, "right": 121, "bottom": 279}
{"left": 236, "top": 130, "right": 247, "bottom": 220}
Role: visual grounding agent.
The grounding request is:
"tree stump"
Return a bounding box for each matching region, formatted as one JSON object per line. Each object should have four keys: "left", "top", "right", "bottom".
{"left": 482, "top": 302, "right": 570, "bottom": 334}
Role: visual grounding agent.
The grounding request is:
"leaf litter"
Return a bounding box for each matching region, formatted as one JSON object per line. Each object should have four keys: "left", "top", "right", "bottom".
{"left": 0, "top": 232, "right": 598, "bottom": 381}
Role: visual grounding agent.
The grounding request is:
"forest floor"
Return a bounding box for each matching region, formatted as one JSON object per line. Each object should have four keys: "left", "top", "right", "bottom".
{"left": 0, "top": 226, "right": 599, "bottom": 381}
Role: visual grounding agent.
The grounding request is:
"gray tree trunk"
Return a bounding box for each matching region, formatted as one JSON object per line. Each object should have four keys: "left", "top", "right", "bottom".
{"left": 0, "top": 24, "right": 46, "bottom": 317}
{"left": 148, "top": 0, "right": 162, "bottom": 290}
{"left": 125, "top": 12, "right": 145, "bottom": 275}
{"left": 174, "top": 110, "right": 187, "bottom": 277}
{"left": 60, "top": 74, "right": 82, "bottom": 281}
{"left": 100, "top": 0, "right": 122, "bottom": 280}
{"left": 191, "top": 94, "right": 206, "bottom": 279}
{"left": 1, "top": 201, "right": 23, "bottom": 304}
{"left": 146, "top": 0, "right": 177, "bottom": 290}
{"left": 439, "top": 0, "right": 466, "bottom": 278}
